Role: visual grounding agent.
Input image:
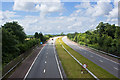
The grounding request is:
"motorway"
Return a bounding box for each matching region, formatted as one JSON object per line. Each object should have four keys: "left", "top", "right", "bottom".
{"left": 62, "top": 36, "right": 120, "bottom": 78}
{"left": 25, "top": 37, "right": 63, "bottom": 79}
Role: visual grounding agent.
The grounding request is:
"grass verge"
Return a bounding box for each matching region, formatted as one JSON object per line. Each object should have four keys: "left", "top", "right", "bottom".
{"left": 56, "top": 38, "right": 94, "bottom": 79}
{"left": 55, "top": 37, "right": 118, "bottom": 79}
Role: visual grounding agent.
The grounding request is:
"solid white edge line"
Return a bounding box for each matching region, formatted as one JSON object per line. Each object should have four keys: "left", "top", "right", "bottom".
{"left": 53, "top": 40, "right": 63, "bottom": 80}
{"left": 62, "top": 44, "right": 99, "bottom": 80}
{"left": 62, "top": 37, "right": 120, "bottom": 65}
{"left": 23, "top": 46, "right": 45, "bottom": 80}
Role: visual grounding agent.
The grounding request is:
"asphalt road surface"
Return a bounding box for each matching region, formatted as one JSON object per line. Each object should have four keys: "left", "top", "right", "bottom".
{"left": 62, "top": 36, "right": 120, "bottom": 78}
{"left": 26, "top": 37, "right": 63, "bottom": 79}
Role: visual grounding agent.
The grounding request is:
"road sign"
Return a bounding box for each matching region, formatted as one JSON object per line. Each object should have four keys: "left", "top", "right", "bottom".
{"left": 40, "top": 42, "right": 43, "bottom": 44}
{"left": 83, "top": 64, "right": 87, "bottom": 68}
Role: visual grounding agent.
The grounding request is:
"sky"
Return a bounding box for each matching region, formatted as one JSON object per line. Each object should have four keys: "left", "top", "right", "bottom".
{"left": 0, "top": 0, "right": 119, "bottom": 35}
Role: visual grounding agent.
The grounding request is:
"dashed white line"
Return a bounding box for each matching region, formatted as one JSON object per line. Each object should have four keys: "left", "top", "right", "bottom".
{"left": 47, "top": 53, "right": 48, "bottom": 54}
{"left": 90, "top": 55, "right": 93, "bottom": 57}
{"left": 24, "top": 46, "right": 45, "bottom": 80}
{"left": 77, "top": 46, "right": 120, "bottom": 65}
{"left": 43, "top": 69, "right": 46, "bottom": 73}
{"left": 114, "top": 67, "right": 119, "bottom": 70}
{"left": 63, "top": 36, "right": 119, "bottom": 65}
{"left": 99, "top": 60, "right": 103, "bottom": 62}
{"left": 45, "top": 61, "right": 47, "bottom": 63}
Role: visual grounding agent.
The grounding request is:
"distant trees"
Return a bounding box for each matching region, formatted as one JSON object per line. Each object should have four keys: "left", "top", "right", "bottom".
{"left": 34, "top": 32, "right": 44, "bottom": 42}
{"left": 67, "top": 22, "right": 120, "bottom": 56}
{"left": 34, "top": 32, "right": 39, "bottom": 39}
{"left": 60, "top": 32, "right": 64, "bottom": 36}
{"left": 39, "top": 32, "right": 44, "bottom": 41}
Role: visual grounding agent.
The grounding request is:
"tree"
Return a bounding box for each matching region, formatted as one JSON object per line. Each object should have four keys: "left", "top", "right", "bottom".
{"left": 60, "top": 32, "right": 64, "bottom": 36}
{"left": 2, "top": 28, "right": 20, "bottom": 63}
{"left": 34, "top": 32, "right": 39, "bottom": 39}
{"left": 115, "top": 26, "right": 120, "bottom": 39}
{"left": 2, "top": 21, "right": 26, "bottom": 43}
{"left": 39, "top": 32, "right": 44, "bottom": 41}
{"left": 67, "top": 22, "right": 120, "bottom": 56}
{"left": 96, "top": 22, "right": 105, "bottom": 37}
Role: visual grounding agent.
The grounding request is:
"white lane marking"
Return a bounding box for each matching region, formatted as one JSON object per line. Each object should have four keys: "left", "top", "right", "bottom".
{"left": 77, "top": 47, "right": 120, "bottom": 65}
{"left": 90, "top": 55, "right": 93, "bottom": 57}
{"left": 99, "top": 60, "right": 103, "bottom": 62}
{"left": 24, "top": 46, "right": 45, "bottom": 80}
{"left": 62, "top": 45, "right": 99, "bottom": 80}
{"left": 53, "top": 43, "right": 63, "bottom": 80}
{"left": 62, "top": 36, "right": 120, "bottom": 65}
{"left": 45, "top": 61, "right": 47, "bottom": 64}
{"left": 114, "top": 67, "right": 119, "bottom": 70}
{"left": 47, "top": 53, "right": 48, "bottom": 54}
{"left": 43, "top": 69, "right": 46, "bottom": 73}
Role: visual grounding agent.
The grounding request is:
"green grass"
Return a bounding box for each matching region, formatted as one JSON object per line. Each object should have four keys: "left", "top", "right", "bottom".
{"left": 55, "top": 37, "right": 118, "bottom": 79}
{"left": 56, "top": 38, "right": 94, "bottom": 79}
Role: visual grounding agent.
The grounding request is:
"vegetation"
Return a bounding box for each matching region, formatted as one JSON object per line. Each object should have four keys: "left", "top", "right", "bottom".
{"left": 67, "top": 22, "right": 120, "bottom": 56}
{"left": 56, "top": 37, "right": 117, "bottom": 78}
{"left": 55, "top": 37, "right": 93, "bottom": 78}
{"left": 2, "top": 21, "right": 48, "bottom": 66}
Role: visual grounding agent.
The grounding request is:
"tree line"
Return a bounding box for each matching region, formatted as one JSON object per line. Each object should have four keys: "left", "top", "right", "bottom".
{"left": 2, "top": 21, "right": 51, "bottom": 66}
{"left": 67, "top": 22, "right": 120, "bottom": 56}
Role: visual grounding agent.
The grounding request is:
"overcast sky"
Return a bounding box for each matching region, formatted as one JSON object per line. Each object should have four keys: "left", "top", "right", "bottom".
{"left": 0, "top": 0, "right": 119, "bottom": 35}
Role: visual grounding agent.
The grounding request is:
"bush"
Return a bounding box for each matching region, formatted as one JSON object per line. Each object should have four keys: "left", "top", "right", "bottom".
{"left": 17, "top": 39, "right": 39, "bottom": 54}
{"left": 79, "top": 41, "right": 86, "bottom": 45}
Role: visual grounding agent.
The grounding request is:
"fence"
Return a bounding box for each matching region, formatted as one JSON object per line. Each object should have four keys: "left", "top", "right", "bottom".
{"left": 2, "top": 45, "right": 39, "bottom": 78}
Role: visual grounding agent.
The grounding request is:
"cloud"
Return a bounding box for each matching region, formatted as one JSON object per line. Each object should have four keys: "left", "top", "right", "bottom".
{"left": 15, "top": 14, "right": 98, "bottom": 34}
{"left": 13, "top": 0, "right": 63, "bottom": 17}
{"left": 3, "top": 10, "right": 20, "bottom": 19}
{"left": 0, "top": 10, "right": 20, "bottom": 25}
{"left": 105, "top": 0, "right": 119, "bottom": 25}
{"left": 36, "top": 2, "right": 63, "bottom": 17}
{"left": 13, "top": 1, "right": 37, "bottom": 12}
{"left": 0, "top": 11, "right": 3, "bottom": 20}
{"left": 2, "top": 1, "right": 119, "bottom": 34}
{"left": 75, "top": 2, "right": 113, "bottom": 17}
{"left": 75, "top": 2, "right": 91, "bottom": 9}
{"left": 92, "top": 2, "right": 113, "bottom": 17}
{"left": 74, "top": 1, "right": 118, "bottom": 26}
